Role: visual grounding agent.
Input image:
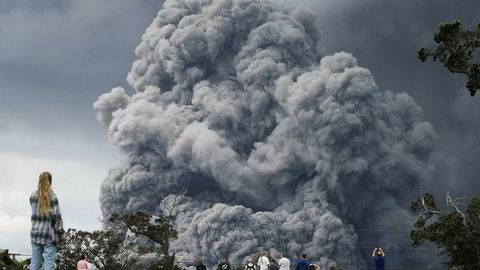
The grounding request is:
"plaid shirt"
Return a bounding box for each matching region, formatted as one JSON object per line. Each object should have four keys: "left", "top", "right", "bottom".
{"left": 30, "top": 191, "right": 62, "bottom": 245}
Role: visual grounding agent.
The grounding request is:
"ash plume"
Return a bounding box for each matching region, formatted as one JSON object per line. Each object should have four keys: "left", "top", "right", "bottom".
{"left": 94, "top": 0, "right": 436, "bottom": 268}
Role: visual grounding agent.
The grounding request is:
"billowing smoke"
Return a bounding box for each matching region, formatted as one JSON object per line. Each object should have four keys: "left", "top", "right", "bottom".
{"left": 94, "top": 0, "right": 436, "bottom": 268}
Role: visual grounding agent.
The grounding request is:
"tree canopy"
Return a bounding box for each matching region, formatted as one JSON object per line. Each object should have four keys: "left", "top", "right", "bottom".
{"left": 56, "top": 228, "right": 138, "bottom": 270}
{"left": 109, "top": 211, "right": 181, "bottom": 270}
{"left": 57, "top": 211, "right": 181, "bottom": 270}
{"left": 410, "top": 193, "right": 480, "bottom": 269}
{"left": 418, "top": 21, "right": 480, "bottom": 96}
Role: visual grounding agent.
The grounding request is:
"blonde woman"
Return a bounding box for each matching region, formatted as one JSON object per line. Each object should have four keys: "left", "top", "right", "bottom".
{"left": 30, "top": 171, "right": 63, "bottom": 270}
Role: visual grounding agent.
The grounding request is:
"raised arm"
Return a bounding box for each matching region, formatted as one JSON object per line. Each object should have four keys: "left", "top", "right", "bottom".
{"left": 379, "top": 248, "right": 385, "bottom": 256}
{"left": 372, "top": 248, "right": 377, "bottom": 257}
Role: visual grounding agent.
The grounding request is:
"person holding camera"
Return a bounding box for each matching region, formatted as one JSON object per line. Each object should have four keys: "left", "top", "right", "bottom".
{"left": 372, "top": 248, "right": 385, "bottom": 270}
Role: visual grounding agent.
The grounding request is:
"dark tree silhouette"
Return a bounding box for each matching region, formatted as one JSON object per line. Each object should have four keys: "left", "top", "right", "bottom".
{"left": 109, "top": 211, "right": 181, "bottom": 270}
{"left": 418, "top": 21, "right": 480, "bottom": 96}
{"left": 57, "top": 192, "right": 186, "bottom": 270}
{"left": 56, "top": 228, "right": 139, "bottom": 270}
{"left": 57, "top": 209, "right": 182, "bottom": 269}
{"left": 410, "top": 193, "right": 480, "bottom": 269}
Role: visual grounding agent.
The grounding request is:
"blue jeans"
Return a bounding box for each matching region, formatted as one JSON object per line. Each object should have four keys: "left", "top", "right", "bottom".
{"left": 31, "top": 243, "right": 57, "bottom": 270}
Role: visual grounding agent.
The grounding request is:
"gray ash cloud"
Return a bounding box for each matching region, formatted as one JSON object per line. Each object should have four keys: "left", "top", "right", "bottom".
{"left": 94, "top": 0, "right": 436, "bottom": 268}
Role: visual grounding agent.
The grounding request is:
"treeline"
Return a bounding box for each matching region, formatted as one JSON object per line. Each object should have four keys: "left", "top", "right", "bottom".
{"left": 57, "top": 192, "right": 187, "bottom": 270}
{"left": 56, "top": 210, "right": 181, "bottom": 270}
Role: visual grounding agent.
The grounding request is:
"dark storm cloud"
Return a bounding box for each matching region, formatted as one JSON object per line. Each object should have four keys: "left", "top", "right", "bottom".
{"left": 282, "top": 0, "right": 480, "bottom": 267}
{"left": 0, "top": 0, "right": 161, "bottom": 87}
{"left": 0, "top": 0, "right": 162, "bottom": 136}
{"left": 292, "top": 0, "right": 480, "bottom": 196}
{"left": 0, "top": 0, "right": 164, "bottom": 256}
{"left": 303, "top": 0, "right": 480, "bottom": 108}
{"left": 0, "top": 0, "right": 70, "bottom": 14}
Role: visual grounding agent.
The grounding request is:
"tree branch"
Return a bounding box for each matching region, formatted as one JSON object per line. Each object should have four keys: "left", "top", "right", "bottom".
{"left": 446, "top": 192, "right": 467, "bottom": 224}
{"left": 420, "top": 195, "right": 444, "bottom": 216}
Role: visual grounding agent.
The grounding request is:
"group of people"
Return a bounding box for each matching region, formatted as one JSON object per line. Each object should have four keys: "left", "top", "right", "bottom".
{"left": 200, "top": 253, "right": 319, "bottom": 270}
{"left": 205, "top": 249, "right": 386, "bottom": 270}
{"left": 251, "top": 251, "right": 294, "bottom": 270}
{"left": 28, "top": 171, "right": 386, "bottom": 270}
{"left": 251, "top": 252, "right": 294, "bottom": 270}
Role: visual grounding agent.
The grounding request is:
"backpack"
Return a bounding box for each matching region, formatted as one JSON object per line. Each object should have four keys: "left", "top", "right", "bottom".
{"left": 219, "top": 262, "right": 231, "bottom": 270}
{"left": 246, "top": 262, "right": 256, "bottom": 270}
{"left": 269, "top": 262, "right": 279, "bottom": 270}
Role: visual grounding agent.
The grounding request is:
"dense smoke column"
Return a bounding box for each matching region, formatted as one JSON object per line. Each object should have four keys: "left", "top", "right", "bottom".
{"left": 94, "top": 0, "right": 436, "bottom": 268}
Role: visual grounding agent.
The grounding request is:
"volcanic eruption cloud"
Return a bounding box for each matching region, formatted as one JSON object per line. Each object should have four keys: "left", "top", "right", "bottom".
{"left": 94, "top": 0, "right": 436, "bottom": 268}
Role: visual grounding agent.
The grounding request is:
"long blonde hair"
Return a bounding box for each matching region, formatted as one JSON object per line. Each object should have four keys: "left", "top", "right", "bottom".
{"left": 37, "top": 171, "right": 53, "bottom": 216}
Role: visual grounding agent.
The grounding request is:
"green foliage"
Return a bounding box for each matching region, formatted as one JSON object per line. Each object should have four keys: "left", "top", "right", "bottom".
{"left": 11, "top": 259, "right": 30, "bottom": 270}
{"left": 109, "top": 211, "right": 181, "bottom": 270}
{"left": 418, "top": 20, "right": 480, "bottom": 96}
{"left": 0, "top": 249, "right": 20, "bottom": 270}
{"left": 12, "top": 263, "right": 24, "bottom": 270}
{"left": 410, "top": 193, "right": 480, "bottom": 269}
{"left": 57, "top": 210, "right": 181, "bottom": 270}
{"left": 57, "top": 228, "right": 139, "bottom": 270}
{"left": 109, "top": 211, "right": 177, "bottom": 257}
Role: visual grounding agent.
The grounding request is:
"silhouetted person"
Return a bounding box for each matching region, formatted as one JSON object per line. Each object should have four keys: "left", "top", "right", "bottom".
{"left": 269, "top": 259, "right": 279, "bottom": 270}
{"left": 245, "top": 258, "right": 256, "bottom": 270}
{"left": 196, "top": 259, "right": 207, "bottom": 270}
{"left": 258, "top": 251, "right": 270, "bottom": 270}
{"left": 278, "top": 253, "right": 290, "bottom": 270}
{"left": 372, "top": 248, "right": 385, "bottom": 270}
{"left": 218, "top": 258, "right": 231, "bottom": 270}
{"left": 295, "top": 254, "right": 310, "bottom": 270}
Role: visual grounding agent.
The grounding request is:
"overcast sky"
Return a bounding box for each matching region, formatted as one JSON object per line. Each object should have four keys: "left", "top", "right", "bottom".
{"left": 1, "top": 0, "right": 479, "bottom": 258}
{"left": 0, "top": 0, "right": 162, "bottom": 255}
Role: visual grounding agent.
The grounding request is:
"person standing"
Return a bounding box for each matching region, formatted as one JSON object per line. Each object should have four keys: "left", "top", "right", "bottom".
{"left": 295, "top": 254, "right": 310, "bottom": 270}
{"left": 269, "top": 259, "right": 279, "bottom": 270}
{"left": 77, "top": 255, "right": 89, "bottom": 270}
{"left": 218, "top": 258, "right": 231, "bottom": 270}
{"left": 257, "top": 252, "right": 270, "bottom": 270}
{"left": 245, "top": 258, "right": 256, "bottom": 270}
{"left": 372, "top": 248, "right": 385, "bottom": 270}
{"left": 30, "top": 171, "right": 63, "bottom": 270}
{"left": 196, "top": 259, "right": 207, "bottom": 270}
{"left": 278, "top": 253, "right": 290, "bottom": 270}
